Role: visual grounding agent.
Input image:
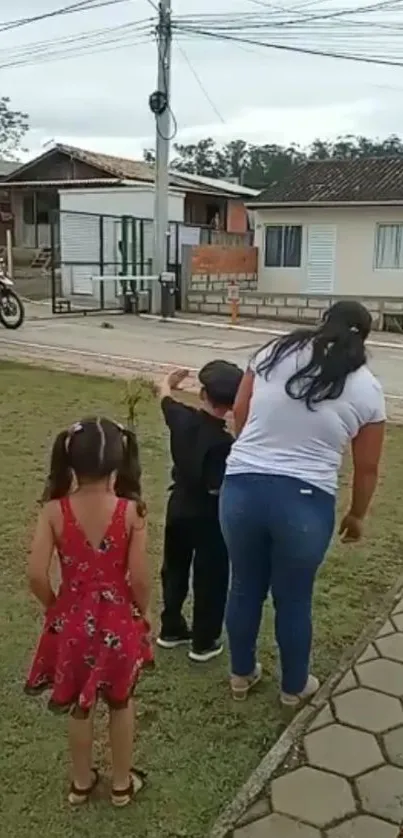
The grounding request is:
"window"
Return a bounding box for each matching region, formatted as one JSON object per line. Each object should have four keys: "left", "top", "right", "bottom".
{"left": 375, "top": 224, "right": 403, "bottom": 269}
{"left": 23, "top": 194, "right": 34, "bottom": 225}
{"left": 264, "top": 224, "right": 302, "bottom": 267}
{"left": 36, "top": 193, "right": 58, "bottom": 226}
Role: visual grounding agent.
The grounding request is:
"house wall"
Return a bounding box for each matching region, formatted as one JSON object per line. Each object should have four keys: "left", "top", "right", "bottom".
{"left": 11, "top": 184, "right": 185, "bottom": 250}
{"left": 183, "top": 243, "right": 401, "bottom": 328}
{"left": 12, "top": 152, "right": 113, "bottom": 183}
{"left": 255, "top": 205, "right": 403, "bottom": 297}
{"left": 227, "top": 199, "right": 249, "bottom": 233}
{"left": 184, "top": 193, "right": 227, "bottom": 227}
{"left": 59, "top": 186, "right": 184, "bottom": 222}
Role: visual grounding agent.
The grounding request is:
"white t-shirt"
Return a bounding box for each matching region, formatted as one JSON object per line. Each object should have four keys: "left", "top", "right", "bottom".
{"left": 226, "top": 343, "right": 386, "bottom": 495}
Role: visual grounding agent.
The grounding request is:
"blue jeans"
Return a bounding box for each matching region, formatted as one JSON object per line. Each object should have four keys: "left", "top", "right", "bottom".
{"left": 219, "top": 474, "right": 335, "bottom": 694}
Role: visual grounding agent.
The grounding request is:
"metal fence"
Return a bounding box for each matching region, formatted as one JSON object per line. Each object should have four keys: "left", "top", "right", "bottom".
{"left": 50, "top": 209, "right": 253, "bottom": 315}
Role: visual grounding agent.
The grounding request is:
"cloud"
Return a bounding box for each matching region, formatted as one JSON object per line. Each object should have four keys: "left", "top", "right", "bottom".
{"left": 5, "top": 0, "right": 403, "bottom": 161}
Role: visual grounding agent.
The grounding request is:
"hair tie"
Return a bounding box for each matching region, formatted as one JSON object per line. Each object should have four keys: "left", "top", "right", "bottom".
{"left": 65, "top": 421, "right": 83, "bottom": 453}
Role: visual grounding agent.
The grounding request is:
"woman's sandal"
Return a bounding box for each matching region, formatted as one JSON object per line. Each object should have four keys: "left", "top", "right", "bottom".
{"left": 230, "top": 663, "right": 263, "bottom": 702}
{"left": 68, "top": 768, "right": 100, "bottom": 805}
{"left": 111, "top": 768, "right": 147, "bottom": 808}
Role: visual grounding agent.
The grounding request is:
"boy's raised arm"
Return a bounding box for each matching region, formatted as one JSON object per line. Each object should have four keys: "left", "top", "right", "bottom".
{"left": 160, "top": 368, "right": 190, "bottom": 428}
{"left": 159, "top": 368, "right": 189, "bottom": 401}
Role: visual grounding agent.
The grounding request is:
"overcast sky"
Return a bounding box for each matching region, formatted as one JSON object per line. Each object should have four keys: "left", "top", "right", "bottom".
{"left": 3, "top": 0, "right": 403, "bottom": 162}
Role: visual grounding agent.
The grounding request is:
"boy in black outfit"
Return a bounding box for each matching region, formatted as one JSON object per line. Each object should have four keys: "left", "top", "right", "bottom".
{"left": 157, "top": 360, "right": 243, "bottom": 662}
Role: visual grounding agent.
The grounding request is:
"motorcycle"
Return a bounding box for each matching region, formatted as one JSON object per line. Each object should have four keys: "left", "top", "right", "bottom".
{"left": 0, "top": 259, "right": 25, "bottom": 329}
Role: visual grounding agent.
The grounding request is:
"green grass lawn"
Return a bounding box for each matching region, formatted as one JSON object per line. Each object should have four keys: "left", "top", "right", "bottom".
{"left": 1, "top": 360, "right": 403, "bottom": 838}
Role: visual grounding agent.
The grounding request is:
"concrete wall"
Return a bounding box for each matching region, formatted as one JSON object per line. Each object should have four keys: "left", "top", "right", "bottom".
{"left": 186, "top": 284, "right": 403, "bottom": 329}
{"left": 255, "top": 205, "right": 403, "bottom": 297}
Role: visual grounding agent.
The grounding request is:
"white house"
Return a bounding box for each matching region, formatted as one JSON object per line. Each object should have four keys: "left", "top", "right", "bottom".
{"left": 248, "top": 157, "right": 403, "bottom": 298}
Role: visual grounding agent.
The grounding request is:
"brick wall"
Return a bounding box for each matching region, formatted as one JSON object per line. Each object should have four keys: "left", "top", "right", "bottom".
{"left": 190, "top": 244, "right": 258, "bottom": 276}
{"left": 226, "top": 199, "right": 249, "bottom": 234}
{"left": 186, "top": 287, "right": 396, "bottom": 329}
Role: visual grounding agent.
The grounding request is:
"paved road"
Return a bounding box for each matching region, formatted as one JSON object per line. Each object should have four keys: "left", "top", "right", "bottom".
{"left": 1, "top": 313, "right": 403, "bottom": 419}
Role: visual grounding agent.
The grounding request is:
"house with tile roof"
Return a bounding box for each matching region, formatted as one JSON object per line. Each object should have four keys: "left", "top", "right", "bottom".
{"left": 248, "top": 156, "right": 403, "bottom": 298}
{"left": 1, "top": 143, "right": 257, "bottom": 250}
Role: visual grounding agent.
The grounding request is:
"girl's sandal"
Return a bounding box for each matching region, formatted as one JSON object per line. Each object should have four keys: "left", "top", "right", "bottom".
{"left": 68, "top": 768, "right": 100, "bottom": 805}
{"left": 111, "top": 768, "right": 147, "bottom": 808}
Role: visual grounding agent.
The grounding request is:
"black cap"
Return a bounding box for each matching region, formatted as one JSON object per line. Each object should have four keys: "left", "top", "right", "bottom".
{"left": 198, "top": 359, "right": 243, "bottom": 408}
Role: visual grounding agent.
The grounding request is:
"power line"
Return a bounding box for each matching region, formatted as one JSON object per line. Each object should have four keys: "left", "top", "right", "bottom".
{"left": 173, "top": 20, "right": 403, "bottom": 67}
{"left": 0, "top": 0, "right": 135, "bottom": 34}
{"left": 0, "top": 18, "right": 152, "bottom": 56}
{"left": 177, "top": 44, "right": 225, "bottom": 124}
{"left": 0, "top": 19, "right": 155, "bottom": 70}
{"left": 174, "top": 1, "right": 403, "bottom": 30}
{"left": 0, "top": 35, "right": 154, "bottom": 71}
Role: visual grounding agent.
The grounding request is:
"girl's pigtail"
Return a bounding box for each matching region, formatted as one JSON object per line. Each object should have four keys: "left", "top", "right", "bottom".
{"left": 41, "top": 429, "right": 72, "bottom": 503}
{"left": 115, "top": 428, "right": 146, "bottom": 516}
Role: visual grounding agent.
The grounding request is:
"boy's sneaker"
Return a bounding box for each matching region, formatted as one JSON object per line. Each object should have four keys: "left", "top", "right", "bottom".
{"left": 188, "top": 640, "right": 223, "bottom": 663}
{"left": 156, "top": 629, "right": 191, "bottom": 649}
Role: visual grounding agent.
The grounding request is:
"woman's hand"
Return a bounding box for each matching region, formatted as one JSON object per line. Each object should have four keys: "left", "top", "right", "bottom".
{"left": 339, "top": 513, "right": 363, "bottom": 543}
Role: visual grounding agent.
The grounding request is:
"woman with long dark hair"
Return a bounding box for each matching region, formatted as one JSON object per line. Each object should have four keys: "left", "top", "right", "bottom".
{"left": 219, "top": 301, "right": 386, "bottom": 704}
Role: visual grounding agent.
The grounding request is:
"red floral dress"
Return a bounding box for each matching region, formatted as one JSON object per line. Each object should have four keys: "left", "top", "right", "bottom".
{"left": 25, "top": 496, "right": 153, "bottom": 714}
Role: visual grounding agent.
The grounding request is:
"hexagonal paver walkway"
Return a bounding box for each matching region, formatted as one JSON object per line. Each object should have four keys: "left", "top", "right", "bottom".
{"left": 232, "top": 593, "right": 403, "bottom": 838}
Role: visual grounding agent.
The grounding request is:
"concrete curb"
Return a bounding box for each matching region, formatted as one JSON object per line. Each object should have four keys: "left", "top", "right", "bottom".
{"left": 208, "top": 572, "right": 403, "bottom": 838}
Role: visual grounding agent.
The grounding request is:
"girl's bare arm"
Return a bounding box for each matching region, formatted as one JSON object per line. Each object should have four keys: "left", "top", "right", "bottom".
{"left": 127, "top": 504, "right": 151, "bottom": 617}
{"left": 27, "top": 505, "right": 57, "bottom": 608}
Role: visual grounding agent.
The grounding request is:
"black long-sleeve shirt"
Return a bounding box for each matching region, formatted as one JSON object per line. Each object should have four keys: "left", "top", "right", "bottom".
{"left": 161, "top": 396, "right": 233, "bottom": 517}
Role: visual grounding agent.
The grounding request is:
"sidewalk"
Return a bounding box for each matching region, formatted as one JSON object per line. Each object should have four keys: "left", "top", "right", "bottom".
{"left": 232, "top": 596, "right": 403, "bottom": 838}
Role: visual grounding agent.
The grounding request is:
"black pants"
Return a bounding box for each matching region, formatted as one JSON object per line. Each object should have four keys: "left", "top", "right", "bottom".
{"left": 160, "top": 500, "right": 229, "bottom": 652}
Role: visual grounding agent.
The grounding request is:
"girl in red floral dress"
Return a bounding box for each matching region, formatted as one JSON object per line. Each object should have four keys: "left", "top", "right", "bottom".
{"left": 25, "top": 417, "right": 153, "bottom": 807}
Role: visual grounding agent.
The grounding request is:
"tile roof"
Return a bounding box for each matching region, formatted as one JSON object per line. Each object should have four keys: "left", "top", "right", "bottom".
{"left": 253, "top": 156, "right": 403, "bottom": 205}
{"left": 59, "top": 144, "right": 155, "bottom": 182}
{"left": 3, "top": 143, "right": 252, "bottom": 198}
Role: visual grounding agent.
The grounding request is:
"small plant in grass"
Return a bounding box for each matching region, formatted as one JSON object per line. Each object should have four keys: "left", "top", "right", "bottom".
{"left": 124, "top": 377, "right": 158, "bottom": 429}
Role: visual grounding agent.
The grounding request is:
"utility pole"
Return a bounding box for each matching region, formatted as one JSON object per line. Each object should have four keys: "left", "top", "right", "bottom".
{"left": 149, "top": 0, "right": 173, "bottom": 318}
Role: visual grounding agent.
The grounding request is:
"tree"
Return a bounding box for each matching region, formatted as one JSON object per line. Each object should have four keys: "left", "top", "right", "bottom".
{"left": 143, "top": 133, "right": 403, "bottom": 189}
{"left": 0, "top": 97, "right": 29, "bottom": 159}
